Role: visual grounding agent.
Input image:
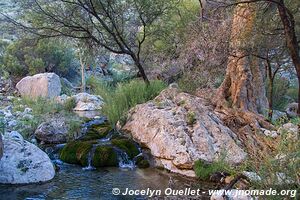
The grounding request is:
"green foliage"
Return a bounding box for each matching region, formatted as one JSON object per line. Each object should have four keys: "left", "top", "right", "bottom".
{"left": 187, "top": 111, "right": 196, "bottom": 126}
{"left": 92, "top": 146, "right": 118, "bottom": 167}
{"left": 251, "top": 132, "right": 300, "bottom": 197}
{"left": 268, "top": 77, "right": 298, "bottom": 111}
{"left": 94, "top": 79, "right": 166, "bottom": 125}
{"left": 0, "top": 114, "right": 5, "bottom": 135}
{"left": 64, "top": 97, "right": 76, "bottom": 112}
{"left": 1, "top": 38, "right": 76, "bottom": 78}
{"left": 193, "top": 159, "right": 234, "bottom": 180}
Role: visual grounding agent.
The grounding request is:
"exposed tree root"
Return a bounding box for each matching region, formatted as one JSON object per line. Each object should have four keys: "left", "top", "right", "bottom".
{"left": 214, "top": 105, "right": 277, "bottom": 161}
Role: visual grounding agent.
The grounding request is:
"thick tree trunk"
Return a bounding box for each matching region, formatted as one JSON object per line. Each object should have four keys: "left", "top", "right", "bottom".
{"left": 277, "top": 0, "right": 300, "bottom": 115}
{"left": 215, "top": 3, "right": 268, "bottom": 115}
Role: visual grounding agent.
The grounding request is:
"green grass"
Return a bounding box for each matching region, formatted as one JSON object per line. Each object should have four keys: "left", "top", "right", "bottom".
{"left": 93, "top": 79, "right": 166, "bottom": 126}
{"left": 193, "top": 159, "right": 234, "bottom": 180}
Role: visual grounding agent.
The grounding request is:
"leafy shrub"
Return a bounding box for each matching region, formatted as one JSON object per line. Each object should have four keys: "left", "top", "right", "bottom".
{"left": 64, "top": 97, "right": 76, "bottom": 112}
{"left": 94, "top": 79, "right": 166, "bottom": 125}
{"left": 194, "top": 159, "right": 234, "bottom": 180}
{"left": 1, "top": 38, "right": 76, "bottom": 79}
{"left": 178, "top": 69, "right": 224, "bottom": 94}
{"left": 187, "top": 111, "right": 196, "bottom": 126}
{"left": 251, "top": 132, "right": 300, "bottom": 199}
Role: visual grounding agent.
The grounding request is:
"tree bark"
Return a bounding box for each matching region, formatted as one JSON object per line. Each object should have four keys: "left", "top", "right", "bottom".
{"left": 79, "top": 53, "right": 86, "bottom": 93}
{"left": 215, "top": 3, "right": 268, "bottom": 115}
{"left": 277, "top": 0, "right": 300, "bottom": 115}
{"left": 130, "top": 54, "right": 150, "bottom": 85}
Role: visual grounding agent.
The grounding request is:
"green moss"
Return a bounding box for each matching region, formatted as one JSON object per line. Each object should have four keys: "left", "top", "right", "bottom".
{"left": 92, "top": 146, "right": 118, "bottom": 167}
{"left": 187, "top": 111, "right": 196, "bottom": 126}
{"left": 60, "top": 141, "right": 93, "bottom": 165}
{"left": 137, "top": 160, "right": 150, "bottom": 168}
{"left": 193, "top": 159, "right": 233, "bottom": 180}
{"left": 80, "top": 124, "right": 112, "bottom": 141}
{"left": 111, "top": 138, "right": 140, "bottom": 159}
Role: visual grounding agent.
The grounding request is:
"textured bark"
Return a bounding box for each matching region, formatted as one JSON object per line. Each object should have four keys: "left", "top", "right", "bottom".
{"left": 213, "top": 3, "right": 275, "bottom": 158}
{"left": 0, "top": 134, "right": 3, "bottom": 160}
{"left": 215, "top": 3, "right": 268, "bottom": 114}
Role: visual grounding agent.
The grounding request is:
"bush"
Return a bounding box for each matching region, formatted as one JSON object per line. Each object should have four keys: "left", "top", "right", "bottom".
{"left": 64, "top": 97, "right": 76, "bottom": 112}
{"left": 1, "top": 38, "right": 76, "bottom": 79}
{"left": 194, "top": 158, "right": 234, "bottom": 180}
{"left": 178, "top": 69, "right": 224, "bottom": 94}
{"left": 94, "top": 79, "right": 166, "bottom": 125}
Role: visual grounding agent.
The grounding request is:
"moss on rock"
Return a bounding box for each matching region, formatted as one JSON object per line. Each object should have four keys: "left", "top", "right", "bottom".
{"left": 92, "top": 146, "right": 118, "bottom": 167}
{"left": 60, "top": 141, "right": 93, "bottom": 165}
{"left": 137, "top": 160, "right": 150, "bottom": 168}
{"left": 111, "top": 138, "right": 139, "bottom": 159}
{"left": 80, "top": 124, "right": 112, "bottom": 141}
{"left": 135, "top": 155, "right": 150, "bottom": 168}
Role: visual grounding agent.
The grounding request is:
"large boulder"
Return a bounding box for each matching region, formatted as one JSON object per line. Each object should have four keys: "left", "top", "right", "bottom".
{"left": 73, "top": 93, "right": 103, "bottom": 111}
{"left": 122, "top": 86, "right": 247, "bottom": 177}
{"left": 35, "top": 119, "right": 69, "bottom": 144}
{"left": 0, "top": 132, "right": 55, "bottom": 184}
{"left": 16, "top": 73, "right": 61, "bottom": 99}
{"left": 285, "top": 103, "right": 298, "bottom": 118}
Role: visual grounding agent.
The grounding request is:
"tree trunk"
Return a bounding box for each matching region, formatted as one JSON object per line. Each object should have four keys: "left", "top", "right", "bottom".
{"left": 266, "top": 60, "right": 274, "bottom": 120}
{"left": 130, "top": 54, "right": 150, "bottom": 85}
{"left": 277, "top": 0, "right": 300, "bottom": 115}
{"left": 214, "top": 3, "right": 268, "bottom": 115}
{"left": 79, "top": 53, "right": 86, "bottom": 93}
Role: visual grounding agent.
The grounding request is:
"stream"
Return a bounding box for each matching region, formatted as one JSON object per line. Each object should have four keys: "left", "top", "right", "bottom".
{"left": 0, "top": 112, "right": 215, "bottom": 200}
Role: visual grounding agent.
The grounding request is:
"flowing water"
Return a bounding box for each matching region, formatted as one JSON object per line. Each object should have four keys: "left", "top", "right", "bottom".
{"left": 0, "top": 115, "right": 215, "bottom": 199}
{"left": 0, "top": 163, "right": 214, "bottom": 200}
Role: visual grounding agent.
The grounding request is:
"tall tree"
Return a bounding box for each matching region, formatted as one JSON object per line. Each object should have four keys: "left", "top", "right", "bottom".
{"left": 2, "top": 0, "right": 175, "bottom": 84}
{"left": 214, "top": 3, "right": 268, "bottom": 114}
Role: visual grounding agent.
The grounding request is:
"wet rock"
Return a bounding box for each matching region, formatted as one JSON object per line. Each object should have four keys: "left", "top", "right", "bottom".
{"left": 0, "top": 132, "right": 55, "bottom": 184}
{"left": 16, "top": 73, "right": 61, "bottom": 99}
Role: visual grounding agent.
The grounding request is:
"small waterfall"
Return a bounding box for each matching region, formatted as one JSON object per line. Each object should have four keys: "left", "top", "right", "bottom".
{"left": 114, "top": 148, "right": 135, "bottom": 170}
{"left": 99, "top": 131, "right": 113, "bottom": 142}
{"left": 82, "top": 145, "right": 97, "bottom": 171}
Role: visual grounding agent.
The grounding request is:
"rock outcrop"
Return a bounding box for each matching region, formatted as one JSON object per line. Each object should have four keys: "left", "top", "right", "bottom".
{"left": 73, "top": 93, "right": 103, "bottom": 111}
{"left": 285, "top": 102, "right": 298, "bottom": 118}
{"left": 35, "top": 119, "right": 69, "bottom": 144}
{"left": 16, "top": 73, "right": 61, "bottom": 99}
{"left": 0, "top": 132, "right": 55, "bottom": 184}
{"left": 122, "top": 86, "right": 247, "bottom": 177}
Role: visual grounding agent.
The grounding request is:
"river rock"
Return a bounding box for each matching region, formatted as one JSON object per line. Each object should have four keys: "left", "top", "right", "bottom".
{"left": 35, "top": 120, "right": 68, "bottom": 144}
{"left": 122, "top": 86, "right": 247, "bottom": 177}
{"left": 16, "top": 73, "right": 61, "bottom": 99}
{"left": 73, "top": 93, "right": 103, "bottom": 111}
{"left": 0, "top": 132, "right": 55, "bottom": 184}
{"left": 285, "top": 103, "right": 298, "bottom": 118}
